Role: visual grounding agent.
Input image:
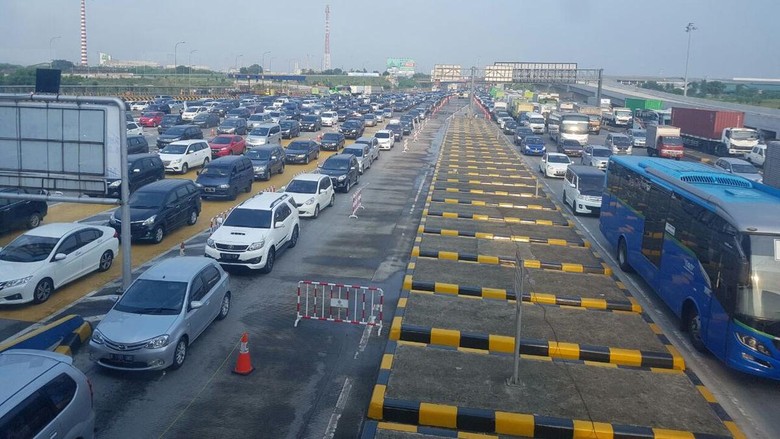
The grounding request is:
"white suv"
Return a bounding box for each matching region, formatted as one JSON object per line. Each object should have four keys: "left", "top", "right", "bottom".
{"left": 205, "top": 193, "right": 300, "bottom": 273}
{"left": 159, "top": 139, "right": 211, "bottom": 174}
{"left": 374, "top": 130, "right": 395, "bottom": 150}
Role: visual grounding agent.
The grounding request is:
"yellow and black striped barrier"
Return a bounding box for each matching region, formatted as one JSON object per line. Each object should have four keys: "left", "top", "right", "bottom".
{"left": 428, "top": 196, "right": 556, "bottom": 211}
{"left": 440, "top": 171, "right": 536, "bottom": 181}
{"left": 434, "top": 187, "right": 541, "bottom": 199}
{"left": 54, "top": 321, "right": 92, "bottom": 357}
{"left": 402, "top": 275, "right": 640, "bottom": 312}
{"left": 443, "top": 164, "right": 523, "bottom": 172}
{"left": 436, "top": 178, "right": 537, "bottom": 189}
{"left": 423, "top": 210, "right": 571, "bottom": 227}
{"left": 417, "top": 225, "right": 587, "bottom": 247}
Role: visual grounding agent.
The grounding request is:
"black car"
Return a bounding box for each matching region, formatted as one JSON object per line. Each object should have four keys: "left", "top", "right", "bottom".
{"left": 318, "top": 154, "right": 359, "bottom": 193}
{"left": 109, "top": 179, "right": 201, "bottom": 244}
{"left": 285, "top": 140, "right": 320, "bottom": 165}
{"left": 105, "top": 153, "right": 165, "bottom": 197}
{"left": 245, "top": 145, "right": 286, "bottom": 180}
{"left": 300, "top": 115, "right": 322, "bottom": 132}
{"left": 0, "top": 188, "right": 48, "bottom": 234}
{"left": 336, "top": 109, "right": 349, "bottom": 122}
{"left": 226, "top": 107, "right": 252, "bottom": 119}
{"left": 279, "top": 120, "right": 301, "bottom": 139}
{"left": 502, "top": 120, "right": 518, "bottom": 135}
{"left": 320, "top": 132, "right": 345, "bottom": 151}
{"left": 126, "top": 135, "right": 150, "bottom": 155}
{"left": 558, "top": 139, "right": 584, "bottom": 157}
{"left": 156, "top": 125, "right": 203, "bottom": 148}
{"left": 514, "top": 127, "right": 535, "bottom": 145}
{"left": 217, "top": 118, "right": 248, "bottom": 135}
{"left": 339, "top": 120, "right": 364, "bottom": 139}
{"left": 157, "top": 114, "right": 185, "bottom": 134}
{"left": 146, "top": 103, "right": 170, "bottom": 114}
{"left": 192, "top": 112, "right": 220, "bottom": 128}
{"left": 386, "top": 123, "right": 403, "bottom": 141}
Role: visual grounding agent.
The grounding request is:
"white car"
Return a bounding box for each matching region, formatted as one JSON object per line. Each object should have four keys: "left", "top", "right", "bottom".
{"left": 205, "top": 192, "right": 300, "bottom": 272}
{"left": 0, "top": 223, "right": 118, "bottom": 305}
{"left": 355, "top": 137, "right": 380, "bottom": 162}
{"left": 127, "top": 121, "right": 144, "bottom": 136}
{"left": 283, "top": 173, "right": 335, "bottom": 218}
{"left": 342, "top": 144, "right": 371, "bottom": 174}
{"left": 168, "top": 100, "right": 185, "bottom": 113}
{"left": 320, "top": 111, "right": 338, "bottom": 127}
{"left": 374, "top": 130, "right": 395, "bottom": 150}
{"left": 159, "top": 139, "right": 211, "bottom": 174}
{"left": 131, "top": 100, "right": 149, "bottom": 111}
{"left": 539, "top": 152, "right": 572, "bottom": 178}
{"left": 181, "top": 106, "right": 207, "bottom": 121}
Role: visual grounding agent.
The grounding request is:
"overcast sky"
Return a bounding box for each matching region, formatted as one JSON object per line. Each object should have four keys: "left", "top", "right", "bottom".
{"left": 2, "top": 0, "right": 778, "bottom": 79}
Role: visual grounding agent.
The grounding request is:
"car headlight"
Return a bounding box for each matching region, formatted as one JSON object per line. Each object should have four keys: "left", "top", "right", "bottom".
{"left": 337, "top": 174, "right": 347, "bottom": 181}
{"left": 142, "top": 215, "right": 157, "bottom": 226}
{"left": 109, "top": 180, "right": 122, "bottom": 188}
{"left": 254, "top": 166, "right": 266, "bottom": 172}
{"left": 217, "top": 184, "right": 230, "bottom": 189}
{"left": 2, "top": 276, "right": 33, "bottom": 288}
{"left": 736, "top": 333, "right": 771, "bottom": 356}
{"left": 145, "top": 334, "right": 170, "bottom": 349}
{"left": 91, "top": 329, "right": 104, "bottom": 345}
{"left": 304, "top": 197, "right": 315, "bottom": 205}
{"left": 171, "top": 158, "right": 181, "bottom": 164}
{"left": 297, "top": 154, "right": 306, "bottom": 158}
{"left": 247, "top": 239, "right": 265, "bottom": 251}
{"left": 206, "top": 238, "right": 215, "bottom": 248}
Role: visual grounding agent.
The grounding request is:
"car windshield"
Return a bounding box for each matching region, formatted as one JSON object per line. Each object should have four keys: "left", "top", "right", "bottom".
{"left": 286, "top": 179, "right": 318, "bottom": 194}
{"left": 579, "top": 175, "right": 605, "bottom": 196}
{"left": 563, "top": 140, "right": 581, "bottom": 147}
{"left": 160, "top": 144, "right": 187, "bottom": 154}
{"left": 322, "top": 159, "right": 349, "bottom": 171}
{"left": 280, "top": 121, "right": 293, "bottom": 128}
{"left": 302, "top": 116, "right": 317, "bottom": 122}
{"left": 344, "top": 148, "right": 363, "bottom": 157}
{"left": 223, "top": 208, "right": 272, "bottom": 228}
{"left": 0, "top": 234, "right": 58, "bottom": 262}
{"left": 128, "top": 190, "right": 166, "bottom": 209}
{"left": 194, "top": 114, "right": 209, "bottom": 120}
{"left": 731, "top": 164, "right": 759, "bottom": 174}
{"left": 387, "top": 124, "right": 401, "bottom": 130}
{"left": 162, "top": 116, "right": 180, "bottom": 123}
{"left": 250, "top": 128, "right": 270, "bottom": 136}
{"left": 525, "top": 137, "right": 543, "bottom": 144}
{"left": 548, "top": 155, "right": 570, "bottom": 164}
{"left": 632, "top": 130, "right": 646, "bottom": 138}
{"left": 611, "top": 136, "right": 631, "bottom": 146}
{"left": 287, "top": 142, "right": 310, "bottom": 151}
{"left": 222, "top": 120, "right": 241, "bottom": 127}
{"left": 322, "top": 133, "right": 341, "bottom": 140}
{"left": 732, "top": 130, "right": 758, "bottom": 141}
{"left": 375, "top": 132, "right": 390, "bottom": 139}
{"left": 737, "top": 235, "right": 780, "bottom": 322}
{"left": 592, "top": 148, "right": 612, "bottom": 158}
{"left": 199, "top": 166, "right": 229, "bottom": 177}
{"left": 249, "top": 115, "right": 265, "bottom": 121}
{"left": 245, "top": 149, "right": 271, "bottom": 160}
{"left": 528, "top": 117, "right": 545, "bottom": 124}
{"left": 211, "top": 137, "right": 231, "bottom": 145}
{"left": 114, "top": 279, "right": 187, "bottom": 315}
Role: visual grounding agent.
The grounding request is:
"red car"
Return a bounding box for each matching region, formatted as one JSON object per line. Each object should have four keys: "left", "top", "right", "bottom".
{"left": 209, "top": 135, "right": 246, "bottom": 157}
{"left": 139, "top": 111, "right": 164, "bottom": 127}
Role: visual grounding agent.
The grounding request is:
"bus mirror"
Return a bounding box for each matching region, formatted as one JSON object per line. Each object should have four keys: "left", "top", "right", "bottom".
{"left": 738, "top": 260, "right": 751, "bottom": 285}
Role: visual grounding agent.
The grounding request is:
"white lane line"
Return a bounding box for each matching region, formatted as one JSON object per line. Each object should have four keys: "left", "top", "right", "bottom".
{"left": 353, "top": 325, "right": 372, "bottom": 359}
{"left": 408, "top": 169, "right": 429, "bottom": 215}
{"left": 323, "top": 377, "right": 353, "bottom": 439}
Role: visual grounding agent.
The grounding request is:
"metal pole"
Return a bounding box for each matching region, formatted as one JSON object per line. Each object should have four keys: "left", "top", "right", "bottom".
{"left": 469, "top": 66, "right": 476, "bottom": 116}
{"left": 174, "top": 41, "right": 186, "bottom": 76}
{"left": 510, "top": 255, "right": 524, "bottom": 385}
{"left": 596, "top": 68, "right": 603, "bottom": 104}
{"left": 188, "top": 49, "right": 197, "bottom": 93}
{"left": 683, "top": 22, "right": 696, "bottom": 97}
{"left": 49, "top": 36, "right": 61, "bottom": 64}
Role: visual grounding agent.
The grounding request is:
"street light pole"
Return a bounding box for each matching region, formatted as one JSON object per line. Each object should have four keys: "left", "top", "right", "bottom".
{"left": 234, "top": 54, "right": 243, "bottom": 73}
{"left": 49, "top": 36, "right": 61, "bottom": 65}
{"left": 188, "top": 49, "right": 198, "bottom": 92}
{"left": 174, "top": 41, "right": 186, "bottom": 76}
{"left": 261, "top": 51, "right": 271, "bottom": 93}
{"left": 683, "top": 22, "right": 697, "bottom": 97}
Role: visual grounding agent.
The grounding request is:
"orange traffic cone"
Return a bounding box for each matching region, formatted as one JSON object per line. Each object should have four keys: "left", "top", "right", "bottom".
{"left": 232, "top": 332, "right": 254, "bottom": 375}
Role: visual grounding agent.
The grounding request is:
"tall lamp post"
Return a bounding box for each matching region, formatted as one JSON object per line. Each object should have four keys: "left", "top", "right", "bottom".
{"left": 683, "top": 22, "right": 697, "bottom": 97}
{"left": 49, "top": 36, "right": 61, "bottom": 65}
{"left": 261, "top": 51, "right": 271, "bottom": 92}
{"left": 234, "top": 54, "right": 243, "bottom": 73}
{"left": 188, "top": 49, "right": 198, "bottom": 92}
{"left": 174, "top": 41, "right": 186, "bottom": 75}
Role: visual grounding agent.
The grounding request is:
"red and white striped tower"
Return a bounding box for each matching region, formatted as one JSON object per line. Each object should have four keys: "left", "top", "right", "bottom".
{"left": 80, "top": 0, "right": 88, "bottom": 66}
{"left": 322, "top": 5, "right": 331, "bottom": 70}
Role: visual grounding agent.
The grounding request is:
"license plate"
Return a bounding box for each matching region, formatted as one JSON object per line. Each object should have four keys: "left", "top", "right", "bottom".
{"left": 204, "top": 187, "right": 216, "bottom": 192}
{"left": 220, "top": 253, "right": 239, "bottom": 260}
{"left": 109, "top": 354, "right": 134, "bottom": 362}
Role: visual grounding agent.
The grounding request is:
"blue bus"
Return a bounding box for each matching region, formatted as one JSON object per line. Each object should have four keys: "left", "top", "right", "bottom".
{"left": 600, "top": 156, "right": 780, "bottom": 379}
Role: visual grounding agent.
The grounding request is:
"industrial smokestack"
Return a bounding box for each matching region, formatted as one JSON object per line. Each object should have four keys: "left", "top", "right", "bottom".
{"left": 80, "top": 0, "right": 88, "bottom": 66}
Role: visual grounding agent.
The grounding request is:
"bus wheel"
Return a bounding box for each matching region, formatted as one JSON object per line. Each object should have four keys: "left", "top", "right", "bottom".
{"left": 686, "top": 308, "right": 707, "bottom": 352}
{"left": 617, "top": 238, "right": 633, "bottom": 273}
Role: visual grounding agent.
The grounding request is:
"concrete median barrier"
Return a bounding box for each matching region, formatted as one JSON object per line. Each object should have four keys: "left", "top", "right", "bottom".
{"left": 0, "top": 314, "right": 91, "bottom": 356}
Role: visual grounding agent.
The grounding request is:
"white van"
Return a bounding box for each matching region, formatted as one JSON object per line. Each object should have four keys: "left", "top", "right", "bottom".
{"left": 745, "top": 143, "right": 766, "bottom": 167}
{"left": 562, "top": 165, "right": 606, "bottom": 216}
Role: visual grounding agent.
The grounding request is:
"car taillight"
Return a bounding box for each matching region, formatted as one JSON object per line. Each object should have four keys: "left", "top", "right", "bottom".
{"left": 113, "top": 230, "right": 119, "bottom": 239}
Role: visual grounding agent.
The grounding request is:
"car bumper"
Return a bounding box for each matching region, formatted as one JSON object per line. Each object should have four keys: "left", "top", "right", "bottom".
{"left": 574, "top": 200, "right": 601, "bottom": 215}
{"left": 330, "top": 177, "right": 350, "bottom": 189}
{"left": 523, "top": 147, "right": 545, "bottom": 155}
{"left": 111, "top": 223, "right": 158, "bottom": 241}
{"left": 164, "top": 163, "right": 185, "bottom": 172}
{"left": 378, "top": 143, "right": 392, "bottom": 150}
{"left": 205, "top": 246, "right": 267, "bottom": 269}
{"left": 321, "top": 143, "right": 340, "bottom": 151}
{"left": 200, "top": 187, "right": 233, "bottom": 198}
{"left": 296, "top": 203, "right": 318, "bottom": 217}
{"left": 211, "top": 149, "right": 231, "bottom": 158}
{"left": 90, "top": 341, "right": 177, "bottom": 371}
{"left": 0, "top": 282, "right": 36, "bottom": 304}
{"left": 285, "top": 156, "right": 309, "bottom": 164}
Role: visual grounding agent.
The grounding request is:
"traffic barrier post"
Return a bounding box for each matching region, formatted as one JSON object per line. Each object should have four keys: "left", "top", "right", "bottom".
{"left": 294, "top": 281, "right": 384, "bottom": 335}
{"left": 349, "top": 185, "right": 366, "bottom": 219}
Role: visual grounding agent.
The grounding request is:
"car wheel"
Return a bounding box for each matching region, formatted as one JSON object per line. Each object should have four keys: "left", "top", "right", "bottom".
{"left": 617, "top": 238, "right": 633, "bottom": 273}
{"left": 260, "top": 247, "right": 275, "bottom": 274}
{"left": 152, "top": 225, "right": 165, "bottom": 244}
{"left": 313, "top": 205, "right": 320, "bottom": 218}
{"left": 288, "top": 225, "right": 299, "bottom": 248}
{"left": 203, "top": 157, "right": 210, "bottom": 166}
{"left": 216, "top": 292, "right": 231, "bottom": 320}
{"left": 98, "top": 250, "right": 114, "bottom": 272}
{"left": 229, "top": 187, "right": 238, "bottom": 201}
{"left": 26, "top": 212, "right": 42, "bottom": 229}
{"left": 169, "top": 337, "right": 188, "bottom": 370}
{"left": 180, "top": 163, "right": 189, "bottom": 174}
{"left": 279, "top": 164, "right": 285, "bottom": 175}
{"left": 305, "top": 156, "right": 310, "bottom": 165}
{"left": 187, "top": 209, "right": 198, "bottom": 225}
{"left": 32, "top": 278, "right": 54, "bottom": 304}
{"left": 329, "top": 194, "right": 335, "bottom": 207}
{"left": 345, "top": 179, "right": 352, "bottom": 193}
{"left": 686, "top": 308, "right": 707, "bottom": 352}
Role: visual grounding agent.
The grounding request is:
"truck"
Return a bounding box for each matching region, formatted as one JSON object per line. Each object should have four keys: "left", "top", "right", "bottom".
{"left": 646, "top": 125, "right": 684, "bottom": 159}
{"left": 671, "top": 107, "right": 759, "bottom": 156}
{"left": 349, "top": 85, "right": 373, "bottom": 95}
{"left": 602, "top": 107, "right": 633, "bottom": 127}
{"left": 624, "top": 98, "right": 663, "bottom": 113}
{"left": 511, "top": 101, "right": 535, "bottom": 119}
{"left": 573, "top": 104, "right": 602, "bottom": 134}
{"left": 492, "top": 101, "right": 508, "bottom": 112}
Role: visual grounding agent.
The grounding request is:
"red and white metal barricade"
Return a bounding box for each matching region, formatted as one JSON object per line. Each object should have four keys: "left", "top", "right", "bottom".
{"left": 349, "top": 186, "right": 365, "bottom": 219}
{"left": 294, "top": 281, "right": 384, "bottom": 335}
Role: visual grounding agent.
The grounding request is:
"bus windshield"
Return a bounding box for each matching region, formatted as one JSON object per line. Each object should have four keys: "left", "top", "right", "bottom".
{"left": 738, "top": 235, "right": 780, "bottom": 323}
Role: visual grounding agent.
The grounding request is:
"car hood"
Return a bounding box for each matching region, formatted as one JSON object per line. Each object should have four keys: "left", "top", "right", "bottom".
{"left": 210, "top": 226, "right": 269, "bottom": 244}
{"left": 249, "top": 159, "right": 270, "bottom": 166}
{"left": 158, "top": 153, "right": 185, "bottom": 161}
{"left": 318, "top": 168, "right": 347, "bottom": 177}
{"left": 123, "top": 207, "right": 160, "bottom": 222}
{"left": 158, "top": 134, "right": 182, "bottom": 141}
{"left": 546, "top": 162, "right": 569, "bottom": 168}
{"left": 195, "top": 174, "right": 228, "bottom": 185}
{"left": 285, "top": 149, "right": 308, "bottom": 155}
{"left": 0, "top": 259, "right": 46, "bottom": 281}
{"left": 97, "top": 310, "right": 178, "bottom": 344}
{"left": 286, "top": 192, "right": 315, "bottom": 205}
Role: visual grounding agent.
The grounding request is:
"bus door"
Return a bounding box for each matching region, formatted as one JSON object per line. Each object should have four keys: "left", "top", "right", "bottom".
{"left": 703, "top": 229, "right": 741, "bottom": 358}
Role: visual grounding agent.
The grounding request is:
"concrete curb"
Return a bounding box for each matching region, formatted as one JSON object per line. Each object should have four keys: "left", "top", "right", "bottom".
{"left": 418, "top": 225, "right": 586, "bottom": 247}
{"left": 423, "top": 209, "right": 571, "bottom": 227}
{"left": 54, "top": 321, "right": 92, "bottom": 356}
{"left": 0, "top": 314, "right": 89, "bottom": 356}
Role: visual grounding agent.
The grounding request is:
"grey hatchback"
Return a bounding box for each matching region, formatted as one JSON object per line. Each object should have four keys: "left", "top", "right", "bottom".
{"left": 0, "top": 349, "right": 95, "bottom": 439}
{"left": 90, "top": 256, "right": 231, "bottom": 371}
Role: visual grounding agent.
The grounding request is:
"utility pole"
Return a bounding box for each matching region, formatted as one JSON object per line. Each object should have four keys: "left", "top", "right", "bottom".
{"left": 596, "top": 68, "right": 603, "bottom": 104}
{"left": 174, "top": 41, "right": 186, "bottom": 76}
{"left": 469, "top": 66, "right": 476, "bottom": 116}
{"left": 683, "top": 22, "right": 697, "bottom": 97}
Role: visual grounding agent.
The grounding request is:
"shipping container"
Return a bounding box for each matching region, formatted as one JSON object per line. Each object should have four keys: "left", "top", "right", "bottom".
{"left": 671, "top": 108, "right": 745, "bottom": 140}
{"left": 624, "top": 98, "right": 663, "bottom": 111}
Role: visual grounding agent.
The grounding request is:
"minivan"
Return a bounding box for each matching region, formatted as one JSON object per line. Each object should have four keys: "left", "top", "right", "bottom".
{"left": 562, "top": 165, "right": 606, "bottom": 216}
{"left": 195, "top": 156, "right": 254, "bottom": 200}
{"left": 245, "top": 145, "right": 286, "bottom": 180}
{"left": 217, "top": 118, "right": 248, "bottom": 135}
{"left": 246, "top": 123, "right": 282, "bottom": 146}
{"left": 126, "top": 135, "right": 150, "bottom": 155}
{"left": 0, "top": 350, "right": 95, "bottom": 439}
{"left": 157, "top": 113, "right": 185, "bottom": 134}
{"left": 106, "top": 153, "right": 164, "bottom": 197}
{"left": 156, "top": 124, "right": 203, "bottom": 149}
{"left": 605, "top": 133, "right": 633, "bottom": 155}
{"left": 109, "top": 179, "right": 201, "bottom": 243}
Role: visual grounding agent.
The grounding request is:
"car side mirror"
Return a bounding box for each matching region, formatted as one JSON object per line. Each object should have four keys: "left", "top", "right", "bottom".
{"left": 569, "top": 183, "right": 576, "bottom": 187}
{"left": 351, "top": 166, "right": 357, "bottom": 170}
{"left": 187, "top": 150, "right": 194, "bottom": 154}
{"left": 320, "top": 188, "right": 328, "bottom": 194}
{"left": 274, "top": 221, "right": 284, "bottom": 229}
{"left": 190, "top": 300, "right": 203, "bottom": 310}
{"left": 53, "top": 253, "right": 67, "bottom": 262}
